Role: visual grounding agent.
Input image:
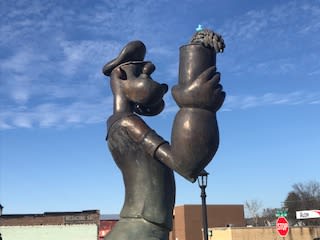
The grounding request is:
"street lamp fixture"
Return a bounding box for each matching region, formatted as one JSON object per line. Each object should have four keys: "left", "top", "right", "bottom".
{"left": 198, "top": 170, "right": 209, "bottom": 240}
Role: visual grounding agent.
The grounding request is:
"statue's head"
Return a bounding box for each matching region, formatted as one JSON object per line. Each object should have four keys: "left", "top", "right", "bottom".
{"left": 103, "top": 41, "right": 168, "bottom": 116}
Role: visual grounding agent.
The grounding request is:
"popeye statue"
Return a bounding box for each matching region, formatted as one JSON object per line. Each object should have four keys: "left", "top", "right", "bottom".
{"left": 102, "top": 28, "right": 225, "bottom": 240}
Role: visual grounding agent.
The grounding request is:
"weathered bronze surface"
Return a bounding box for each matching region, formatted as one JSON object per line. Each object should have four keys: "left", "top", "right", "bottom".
{"left": 102, "top": 29, "right": 225, "bottom": 240}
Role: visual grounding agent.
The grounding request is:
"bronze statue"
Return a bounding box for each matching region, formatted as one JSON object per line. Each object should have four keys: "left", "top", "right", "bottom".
{"left": 102, "top": 29, "right": 225, "bottom": 240}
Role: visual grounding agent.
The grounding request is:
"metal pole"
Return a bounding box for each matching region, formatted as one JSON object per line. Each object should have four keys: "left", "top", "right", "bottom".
{"left": 200, "top": 185, "right": 209, "bottom": 240}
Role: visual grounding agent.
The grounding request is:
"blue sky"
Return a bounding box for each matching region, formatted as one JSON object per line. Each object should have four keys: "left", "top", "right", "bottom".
{"left": 1, "top": 0, "right": 319, "bottom": 215}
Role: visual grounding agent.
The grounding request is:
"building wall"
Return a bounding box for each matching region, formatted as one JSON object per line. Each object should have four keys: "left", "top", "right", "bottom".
{"left": 0, "top": 224, "right": 98, "bottom": 240}
{"left": 0, "top": 210, "right": 100, "bottom": 226}
{"left": 210, "top": 226, "right": 320, "bottom": 240}
{"left": 172, "top": 206, "right": 188, "bottom": 240}
{"left": 209, "top": 227, "right": 232, "bottom": 240}
{"left": 171, "top": 205, "right": 245, "bottom": 240}
{"left": 0, "top": 210, "right": 100, "bottom": 240}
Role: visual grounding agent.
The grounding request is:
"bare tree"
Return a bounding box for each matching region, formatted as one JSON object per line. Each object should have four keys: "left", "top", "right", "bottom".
{"left": 284, "top": 180, "right": 320, "bottom": 225}
{"left": 292, "top": 181, "right": 320, "bottom": 209}
{"left": 262, "top": 208, "right": 278, "bottom": 225}
{"left": 245, "top": 199, "right": 263, "bottom": 226}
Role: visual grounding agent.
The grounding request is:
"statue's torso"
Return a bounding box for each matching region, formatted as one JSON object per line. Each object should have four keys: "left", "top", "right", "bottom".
{"left": 107, "top": 113, "right": 175, "bottom": 229}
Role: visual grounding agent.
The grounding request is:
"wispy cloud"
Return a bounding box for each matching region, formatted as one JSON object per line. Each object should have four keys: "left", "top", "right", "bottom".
{"left": 3, "top": 90, "right": 318, "bottom": 129}
{"left": 1, "top": 0, "right": 319, "bottom": 130}
{"left": 222, "top": 1, "right": 320, "bottom": 41}
{"left": 0, "top": 0, "right": 160, "bottom": 130}
{"left": 161, "top": 91, "right": 320, "bottom": 115}
{"left": 219, "top": 1, "right": 320, "bottom": 77}
{"left": 1, "top": 48, "right": 53, "bottom": 104}
{"left": 224, "top": 91, "right": 320, "bottom": 110}
{"left": 59, "top": 40, "right": 122, "bottom": 76}
{"left": 1, "top": 97, "right": 113, "bottom": 129}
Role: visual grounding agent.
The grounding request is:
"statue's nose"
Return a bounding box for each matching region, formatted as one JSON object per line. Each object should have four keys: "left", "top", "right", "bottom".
{"left": 161, "top": 83, "right": 168, "bottom": 94}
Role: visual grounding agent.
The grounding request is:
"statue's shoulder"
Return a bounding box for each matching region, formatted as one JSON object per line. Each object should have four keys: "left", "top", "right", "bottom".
{"left": 108, "top": 113, "right": 144, "bottom": 128}
{"left": 107, "top": 113, "right": 148, "bottom": 140}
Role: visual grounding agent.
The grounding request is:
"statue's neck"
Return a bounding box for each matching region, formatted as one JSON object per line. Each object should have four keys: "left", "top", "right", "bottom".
{"left": 113, "top": 94, "right": 133, "bottom": 114}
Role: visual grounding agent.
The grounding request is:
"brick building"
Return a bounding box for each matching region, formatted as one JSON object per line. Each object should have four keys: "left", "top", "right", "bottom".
{"left": 0, "top": 210, "right": 100, "bottom": 226}
{"left": 170, "top": 205, "right": 245, "bottom": 240}
{"left": 0, "top": 210, "right": 100, "bottom": 240}
{"left": 0, "top": 205, "right": 245, "bottom": 240}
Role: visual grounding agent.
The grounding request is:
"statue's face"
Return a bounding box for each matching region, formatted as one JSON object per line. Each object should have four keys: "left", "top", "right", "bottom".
{"left": 119, "top": 62, "right": 168, "bottom": 116}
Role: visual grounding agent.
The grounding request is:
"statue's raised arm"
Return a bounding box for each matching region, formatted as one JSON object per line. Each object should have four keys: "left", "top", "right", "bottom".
{"left": 155, "top": 29, "right": 225, "bottom": 182}
{"left": 102, "top": 29, "right": 225, "bottom": 240}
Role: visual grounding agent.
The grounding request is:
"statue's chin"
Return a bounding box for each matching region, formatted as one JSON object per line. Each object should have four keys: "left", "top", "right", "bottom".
{"left": 134, "top": 100, "right": 165, "bottom": 116}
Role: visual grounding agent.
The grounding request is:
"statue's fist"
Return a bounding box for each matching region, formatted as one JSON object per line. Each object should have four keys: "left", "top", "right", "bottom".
{"left": 172, "top": 66, "right": 225, "bottom": 112}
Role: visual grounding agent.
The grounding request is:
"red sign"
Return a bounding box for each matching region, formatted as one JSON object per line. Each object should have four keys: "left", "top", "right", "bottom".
{"left": 276, "top": 217, "right": 289, "bottom": 237}
{"left": 99, "top": 220, "right": 117, "bottom": 239}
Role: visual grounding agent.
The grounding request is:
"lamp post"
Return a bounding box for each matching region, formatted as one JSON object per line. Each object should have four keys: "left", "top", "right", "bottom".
{"left": 198, "top": 170, "right": 209, "bottom": 240}
{"left": 0, "top": 204, "right": 3, "bottom": 216}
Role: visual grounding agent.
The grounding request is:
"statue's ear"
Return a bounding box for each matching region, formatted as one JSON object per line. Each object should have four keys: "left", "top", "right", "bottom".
{"left": 117, "top": 67, "right": 128, "bottom": 80}
{"left": 111, "top": 67, "right": 127, "bottom": 81}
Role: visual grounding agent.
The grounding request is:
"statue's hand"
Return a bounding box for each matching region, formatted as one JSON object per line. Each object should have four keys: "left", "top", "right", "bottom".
{"left": 172, "top": 66, "right": 225, "bottom": 112}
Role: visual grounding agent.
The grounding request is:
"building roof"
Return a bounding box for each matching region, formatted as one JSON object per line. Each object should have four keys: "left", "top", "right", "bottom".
{"left": 100, "top": 214, "right": 120, "bottom": 220}
{"left": 0, "top": 210, "right": 100, "bottom": 226}
{"left": 176, "top": 204, "right": 244, "bottom": 207}
{"left": 0, "top": 210, "right": 99, "bottom": 218}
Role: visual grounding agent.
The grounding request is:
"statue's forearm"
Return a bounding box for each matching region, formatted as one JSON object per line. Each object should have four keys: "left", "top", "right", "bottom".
{"left": 154, "top": 143, "right": 197, "bottom": 183}
{"left": 153, "top": 109, "right": 220, "bottom": 183}
{"left": 139, "top": 129, "right": 194, "bottom": 182}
